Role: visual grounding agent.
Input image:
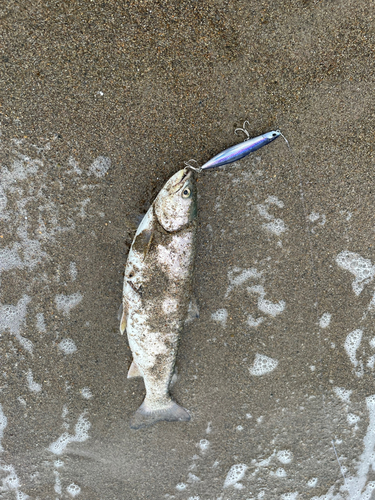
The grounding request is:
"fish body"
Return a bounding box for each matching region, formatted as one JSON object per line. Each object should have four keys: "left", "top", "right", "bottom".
{"left": 121, "top": 168, "right": 197, "bottom": 429}
{"left": 200, "top": 130, "right": 281, "bottom": 170}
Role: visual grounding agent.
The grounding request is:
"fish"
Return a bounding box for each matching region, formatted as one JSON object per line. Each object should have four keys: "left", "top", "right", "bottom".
{"left": 200, "top": 130, "right": 281, "bottom": 171}
{"left": 120, "top": 167, "right": 197, "bottom": 429}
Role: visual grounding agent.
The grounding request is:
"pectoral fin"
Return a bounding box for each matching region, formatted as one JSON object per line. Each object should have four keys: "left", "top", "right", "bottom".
{"left": 127, "top": 360, "right": 142, "bottom": 378}
{"left": 132, "top": 227, "right": 154, "bottom": 259}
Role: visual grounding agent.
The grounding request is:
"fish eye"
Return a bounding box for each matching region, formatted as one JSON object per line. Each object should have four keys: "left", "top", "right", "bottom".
{"left": 182, "top": 187, "right": 191, "bottom": 198}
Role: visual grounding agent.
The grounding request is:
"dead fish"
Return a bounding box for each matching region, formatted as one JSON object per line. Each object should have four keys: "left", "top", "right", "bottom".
{"left": 120, "top": 167, "right": 197, "bottom": 429}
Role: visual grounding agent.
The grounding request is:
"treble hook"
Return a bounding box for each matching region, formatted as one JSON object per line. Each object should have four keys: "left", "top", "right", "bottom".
{"left": 234, "top": 120, "right": 251, "bottom": 141}
{"left": 184, "top": 159, "right": 202, "bottom": 173}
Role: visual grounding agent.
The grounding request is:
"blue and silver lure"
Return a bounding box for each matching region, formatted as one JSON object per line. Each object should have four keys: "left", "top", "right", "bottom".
{"left": 186, "top": 122, "right": 282, "bottom": 173}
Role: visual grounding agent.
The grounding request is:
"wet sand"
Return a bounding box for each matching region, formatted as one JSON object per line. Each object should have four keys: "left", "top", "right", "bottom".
{"left": 1, "top": 0, "right": 375, "bottom": 498}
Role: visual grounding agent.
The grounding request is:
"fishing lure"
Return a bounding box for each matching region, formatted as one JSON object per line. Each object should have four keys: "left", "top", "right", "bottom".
{"left": 186, "top": 121, "right": 283, "bottom": 173}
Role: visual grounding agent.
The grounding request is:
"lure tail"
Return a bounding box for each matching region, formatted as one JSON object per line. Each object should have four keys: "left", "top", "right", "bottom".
{"left": 130, "top": 399, "right": 190, "bottom": 430}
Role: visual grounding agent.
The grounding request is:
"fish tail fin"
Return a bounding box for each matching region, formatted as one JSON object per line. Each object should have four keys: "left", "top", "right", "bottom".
{"left": 130, "top": 399, "right": 190, "bottom": 429}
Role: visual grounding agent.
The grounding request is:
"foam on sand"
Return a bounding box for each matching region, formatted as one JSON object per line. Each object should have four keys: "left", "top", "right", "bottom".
{"left": 88, "top": 156, "right": 111, "bottom": 178}
{"left": 0, "top": 403, "right": 8, "bottom": 452}
{"left": 344, "top": 329, "right": 363, "bottom": 367}
{"left": 277, "top": 450, "right": 293, "bottom": 464}
{"left": 333, "top": 386, "right": 352, "bottom": 403}
{"left": 0, "top": 463, "right": 29, "bottom": 499}
{"left": 54, "top": 470, "right": 62, "bottom": 494}
{"left": 280, "top": 493, "right": 298, "bottom": 500}
{"left": 26, "top": 369, "right": 42, "bottom": 393}
{"left": 35, "top": 313, "right": 46, "bottom": 333}
{"left": 367, "top": 355, "right": 375, "bottom": 369}
{"left": 211, "top": 309, "right": 228, "bottom": 327}
{"left": 225, "top": 267, "right": 262, "bottom": 297}
{"left": 319, "top": 312, "right": 331, "bottom": 328}
{"left": 347, "top": 413, "right": 360, "bottom": 425}
{"left": 187, "top": 473, "right": 200, "bottom": 483}
{"left": 49, "top": 412, "right": 91, "bottom": 455}
{"left": 249, "top": 354, "right": 278, "bottom": 376}
{"left": 341, "top": 395, "right": 375, "bottom": 500}
{"left": 67, "top": 483, "right": 81, "bottom": 497}
{"left": 247, "top": 285, "right": 286, "bottom": 317}
{"left": 247, "top": 314, "right": 264, "bottom": 327}
{"left": 265, "top": 196, "right": 284, "bottom": 208}
{"left": 67, "top": 156, "right": 82, "bottom": 175}
{"left": 55, "top": 293, "right": 83, "bottom": 316}
{"left": 223, "top": 463, "right": 248, "bottom": 488}
{"left": 0, "top": 464, "right": 20, "bottom": 490}
{"left": 308, "top": 212, "right": 320, "bottom": 222}
{"left": 0, "top": 295, "right": 33, "bottom": 352}
{"left": 175, "top": 483, "right": 187, "bottom": 491}
{"left": 307, "top": 477, "right": 318, "bottom": 487}
{"left": 80, "top": 388, "right": 92, "bottom": 399}
{"left": 0, "top": 185, "right": 7, "bottom": 214}
{"left": 198, "top": 439, "right": 210, "bottom": 452}
{"left": 69, "top": 262, "right": 77, "bottom": 281}
{"left": 0, "top": 226, "right": 47, "bottom": 285}
{"left": 274, "top": 468, "right": 287, "bottom": 478}
{"left": 58, "top": 339, "right": 77, "bottom": 355}
{"left": 336, "top": 251, "right": 375, "bottom": 295}
{"left": 262, "top": 219, "right": 287, "bottom": 236}
{"left": 256, "top": 197, "right": 288, "bottom": 236}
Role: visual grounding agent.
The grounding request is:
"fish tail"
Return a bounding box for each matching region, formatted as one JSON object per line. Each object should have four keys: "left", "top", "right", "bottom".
{"left": 130, "top": 399, "right": 190, "bottom": 430}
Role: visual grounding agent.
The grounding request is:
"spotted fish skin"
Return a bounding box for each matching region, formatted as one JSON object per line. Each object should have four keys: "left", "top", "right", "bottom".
{"left": 121, "top": 168, "right": 197, "bottom": 429}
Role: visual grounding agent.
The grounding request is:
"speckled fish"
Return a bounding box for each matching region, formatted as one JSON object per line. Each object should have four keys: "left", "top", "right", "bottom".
{"left": 120, "top": 168, "right": 197, "bottom": 429}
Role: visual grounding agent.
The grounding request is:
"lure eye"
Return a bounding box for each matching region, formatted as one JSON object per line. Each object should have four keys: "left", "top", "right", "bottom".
{"left": 182, "top": 187, "right": 191, "bottom": 198}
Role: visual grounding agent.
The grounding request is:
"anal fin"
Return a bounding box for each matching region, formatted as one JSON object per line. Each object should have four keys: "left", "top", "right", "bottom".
{"left": 127, "top": 360, "right": 142, "bottom": 378}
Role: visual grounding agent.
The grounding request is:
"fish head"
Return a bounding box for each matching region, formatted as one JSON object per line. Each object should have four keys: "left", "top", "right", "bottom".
{"left": 154, "top": 168, "right": 197, "bottom": 232}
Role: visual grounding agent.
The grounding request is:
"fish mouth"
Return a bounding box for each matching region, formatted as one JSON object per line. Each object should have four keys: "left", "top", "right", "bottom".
{"left": 172, "top": 168, "right": 192, "bottom": 192}
{"left": 179, "top": 168, "right": 192, "bottom": 184}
